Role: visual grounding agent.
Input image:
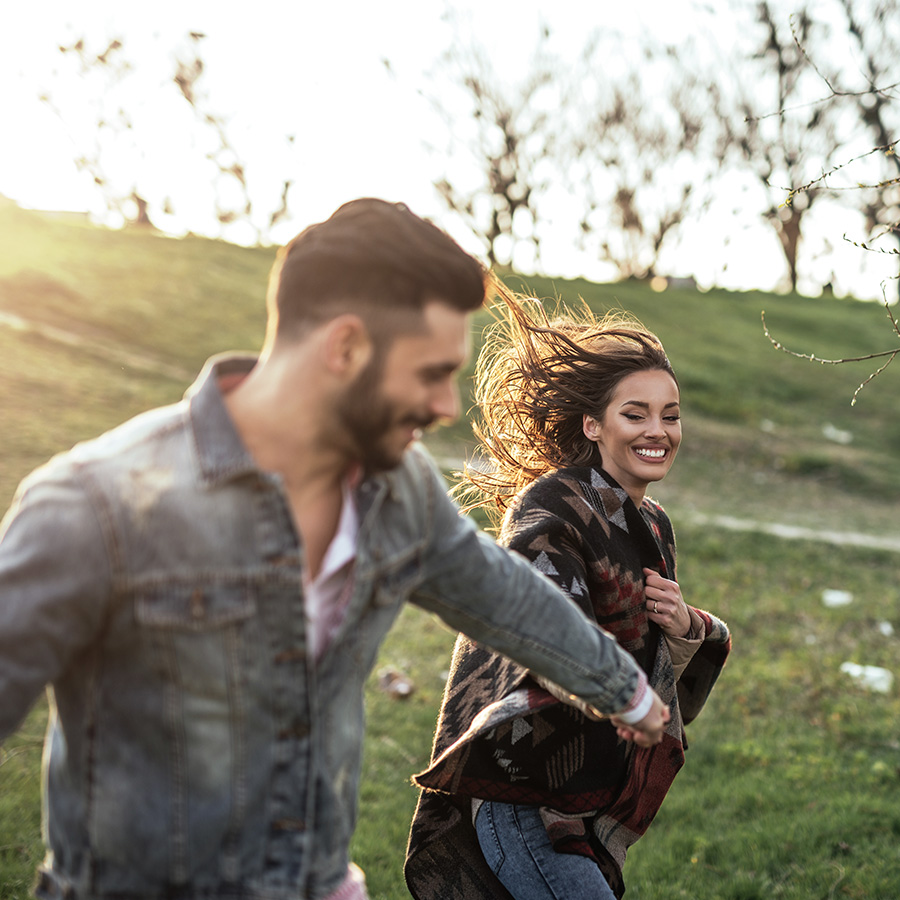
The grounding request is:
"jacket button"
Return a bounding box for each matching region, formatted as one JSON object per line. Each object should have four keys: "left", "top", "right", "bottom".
{"left": 190, "top": 589, "right": 205, "bottom": 620}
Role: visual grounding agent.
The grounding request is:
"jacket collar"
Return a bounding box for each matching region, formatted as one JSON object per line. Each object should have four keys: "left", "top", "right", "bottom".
{"left": 185, "top": 353, "right": 261, "bottom": 486}
{"left": 584, "top": 466, "right": 666, "bottom": 574}
{"left": 587, "top": 466, "right": 631, "bottom": 532}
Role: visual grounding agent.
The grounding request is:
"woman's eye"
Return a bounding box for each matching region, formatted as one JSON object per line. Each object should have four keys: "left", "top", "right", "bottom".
{"left": 623, "top": 413, "right": 643, "bottom": 421}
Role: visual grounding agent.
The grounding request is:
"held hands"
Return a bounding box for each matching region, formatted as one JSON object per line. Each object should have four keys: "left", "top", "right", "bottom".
{"left": 610, "top": 691, "right": 670, "bottom": 747}
{"left": 643, "top": 568, "right": 691, "bottom": 638}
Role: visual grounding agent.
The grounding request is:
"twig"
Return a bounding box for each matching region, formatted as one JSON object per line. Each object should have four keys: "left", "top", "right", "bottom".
{"left": 777, "top": 143, "right": 897, "bottom": 205}
{"left": 761, "top": 311, "right": 900, "bottom": 364}
{"left": 377, "top": 734, "right": 419, "bottom": 767}
{"left": 849, "top": 353, "right": 898, "bottom": 405}
{"left": 842, "top": 233, "right": 900, "bottom": 256}
{"left": 761, "top": 310, "right": 900, "bottom": 405}
{"left": 744, "top": 14, "right": 900, "bottom": 123}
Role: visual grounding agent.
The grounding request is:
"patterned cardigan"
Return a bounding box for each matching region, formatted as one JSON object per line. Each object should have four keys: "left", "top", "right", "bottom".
{"left": 405, "top": 466, "right": 731, "bottom": 899}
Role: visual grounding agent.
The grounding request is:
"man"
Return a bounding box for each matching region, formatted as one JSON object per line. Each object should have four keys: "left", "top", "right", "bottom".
{"left": 0, "top": 199, "right": 668, "bottom": 900}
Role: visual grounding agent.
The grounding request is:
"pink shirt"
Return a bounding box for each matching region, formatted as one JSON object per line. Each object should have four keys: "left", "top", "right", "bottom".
{"left": 304, "top": 486, "right": 369, "bottom": 899}
{"left": 303, "top": 479, "right": 359, "bottom": 661}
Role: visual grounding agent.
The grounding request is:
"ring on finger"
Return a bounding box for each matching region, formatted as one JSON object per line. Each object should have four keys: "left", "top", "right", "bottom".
{"left": 654, "top": 601, "right": 659, "bottom": 613}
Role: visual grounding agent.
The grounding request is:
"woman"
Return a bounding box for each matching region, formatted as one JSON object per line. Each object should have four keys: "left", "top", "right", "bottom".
{"left": 405, "top": 290, "right": 730, "bottom": 900}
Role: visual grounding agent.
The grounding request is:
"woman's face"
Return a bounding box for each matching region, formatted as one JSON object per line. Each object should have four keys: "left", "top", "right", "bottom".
{"left": 582, "top": 369, "right": 681, "bottom": 501}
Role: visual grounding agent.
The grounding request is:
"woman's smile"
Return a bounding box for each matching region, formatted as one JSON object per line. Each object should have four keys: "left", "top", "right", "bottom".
{"left": 583, "top": 369, "right": 682, "bottom": 506}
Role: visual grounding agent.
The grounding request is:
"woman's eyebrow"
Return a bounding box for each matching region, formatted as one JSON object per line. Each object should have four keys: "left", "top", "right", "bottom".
{"left": 619, "top": 400, "right": 680, "bottom": 409}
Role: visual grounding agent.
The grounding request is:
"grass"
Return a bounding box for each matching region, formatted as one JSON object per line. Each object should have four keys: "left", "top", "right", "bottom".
{"left": 1, "top": 203, "right": 899, "bottom": 898}
{"left": 619, "top": 528, "right": 900, "bottom": 900}
{"left": 358, "top": 529, "right": 900, "bottom": 900}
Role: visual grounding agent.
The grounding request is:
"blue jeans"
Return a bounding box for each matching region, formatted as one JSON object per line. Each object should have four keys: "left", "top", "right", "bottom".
{"left": 475, "top": 801, "right": 617, "bottom": 900}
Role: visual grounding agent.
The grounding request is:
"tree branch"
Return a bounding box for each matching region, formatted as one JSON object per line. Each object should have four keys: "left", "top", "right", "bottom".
{"left": 762, "top": 302, "right": 900, "bottom": 405}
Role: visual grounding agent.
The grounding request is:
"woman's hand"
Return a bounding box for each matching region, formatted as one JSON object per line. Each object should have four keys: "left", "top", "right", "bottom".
{"left": 643, "top": 568, "right": 691, "bottom": 637}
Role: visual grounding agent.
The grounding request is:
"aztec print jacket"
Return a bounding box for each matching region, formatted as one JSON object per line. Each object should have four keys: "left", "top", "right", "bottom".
{"left": 405, "top": 465, "right": 731, "bottom": 899}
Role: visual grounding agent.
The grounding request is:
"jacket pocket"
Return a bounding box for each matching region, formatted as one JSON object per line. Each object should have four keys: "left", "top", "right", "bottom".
{"left": 88, "top": 582, "right": 260, "bottom": 888}
{"left": 135, "top": 581, "right": 256, "bottom": 630}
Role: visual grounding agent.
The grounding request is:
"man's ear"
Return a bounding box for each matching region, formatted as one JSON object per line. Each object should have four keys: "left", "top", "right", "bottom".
{"left": 583, "top": 414, "right": 602, "bottom": 441}
{"left": 321, "top": 314, "right": 374, "bottom": 377}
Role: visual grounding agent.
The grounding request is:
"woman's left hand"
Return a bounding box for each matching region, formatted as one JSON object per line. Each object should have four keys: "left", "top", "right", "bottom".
{"left": 643, "top": 568, "right": 691, "bottom": 637}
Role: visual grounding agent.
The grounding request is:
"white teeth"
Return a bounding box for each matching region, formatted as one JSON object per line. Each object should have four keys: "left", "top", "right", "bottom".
{"left": 635, "top": 448, "right": 666, "bottom": 459}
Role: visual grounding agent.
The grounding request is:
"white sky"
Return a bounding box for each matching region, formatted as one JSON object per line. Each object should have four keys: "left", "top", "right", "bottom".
{"left": 1, "top": 0, "right": 895, "bottom": 299}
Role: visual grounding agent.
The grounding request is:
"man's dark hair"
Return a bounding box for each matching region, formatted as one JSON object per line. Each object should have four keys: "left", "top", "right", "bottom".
{"left": 266, "top": 198, "right": 487, "bottom": 343}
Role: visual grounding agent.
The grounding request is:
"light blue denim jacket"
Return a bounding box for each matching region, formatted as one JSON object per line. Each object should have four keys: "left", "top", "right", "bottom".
{"left": 0, "top": 354, "right": 643, "bottom": 900}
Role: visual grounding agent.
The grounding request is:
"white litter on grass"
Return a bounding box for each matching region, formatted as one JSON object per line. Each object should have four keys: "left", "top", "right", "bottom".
{"left": 822, "top": 423, "right": 853, "bottom": 444}
{"left": 878, "top": 620, "right": 895, "bottom": 637}
{"left": 839, "top": 663, "right": 894, "bottom": 694}
{"left": 822, "top": 589, "right": 854, "bottom": 607}
{"left": 377, "top": 667, "right": 415, "bottom": 699}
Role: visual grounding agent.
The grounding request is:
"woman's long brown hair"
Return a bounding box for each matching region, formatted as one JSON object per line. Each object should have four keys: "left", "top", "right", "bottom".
{"left": 459, "top": 281, "right": 676, "bottom": 525}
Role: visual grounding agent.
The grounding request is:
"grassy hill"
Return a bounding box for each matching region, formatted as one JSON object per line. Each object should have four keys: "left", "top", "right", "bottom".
{"left": 1, "top": 203, "right": 899, "bottom": 899}
{"left": 5, "top": 198, "right": 899, "bottom": 531}
{"left": 489, "top": 272, "right": 900, "bottom": 537}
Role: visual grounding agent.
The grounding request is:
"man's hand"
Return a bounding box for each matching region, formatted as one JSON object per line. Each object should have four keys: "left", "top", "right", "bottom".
{"left": 610, "top": 691, "right": 670, "bottom": 747}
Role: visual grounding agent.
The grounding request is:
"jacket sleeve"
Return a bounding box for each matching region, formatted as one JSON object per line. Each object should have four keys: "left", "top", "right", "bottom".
{"left": 0, "top": 463, "right": 113, "bottom": 740}
{"left": 664, "top": 607, "right": 706, "bottom": 680}
{"left": 407, "top": 450, "right": 645, "bottom": 718}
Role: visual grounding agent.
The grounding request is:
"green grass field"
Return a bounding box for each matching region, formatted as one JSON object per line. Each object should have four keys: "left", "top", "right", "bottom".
{"left": 1, "top": 201, "right": 899, "bottom": 898}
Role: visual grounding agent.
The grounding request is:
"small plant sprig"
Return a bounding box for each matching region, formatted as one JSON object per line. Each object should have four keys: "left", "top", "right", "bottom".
{"left": 762, "top": 281, "right": 900, "bottom": 405}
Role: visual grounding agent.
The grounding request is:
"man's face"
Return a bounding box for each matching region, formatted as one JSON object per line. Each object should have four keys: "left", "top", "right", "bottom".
{"left": 337, "top": 300, "right": 470, "bottom": 473}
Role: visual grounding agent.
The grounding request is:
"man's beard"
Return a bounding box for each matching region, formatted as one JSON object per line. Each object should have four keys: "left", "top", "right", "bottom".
{"left": 337, "top": 365, "right": 435, "bottom": 474}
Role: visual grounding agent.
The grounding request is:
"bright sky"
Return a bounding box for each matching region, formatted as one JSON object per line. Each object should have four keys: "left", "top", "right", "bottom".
{"left": 1, "top": 0, "right": 895, "bottom": 299}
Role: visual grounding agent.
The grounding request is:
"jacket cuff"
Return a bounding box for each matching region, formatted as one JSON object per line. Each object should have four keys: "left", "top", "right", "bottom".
{"left": 612, "top": 670, "right": 653, "bottom": 724}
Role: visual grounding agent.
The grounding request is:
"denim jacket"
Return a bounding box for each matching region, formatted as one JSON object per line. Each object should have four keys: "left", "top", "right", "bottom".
{"left": 0, "top": 354, "right": 643, "bottom": 900}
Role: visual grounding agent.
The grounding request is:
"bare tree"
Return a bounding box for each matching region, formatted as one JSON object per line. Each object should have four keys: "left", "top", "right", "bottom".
{"left": 426, "top": 23, "right": 728, "bottom": 281}
{"left": 171, "top": 33, "right": 294, "bottom": 243}
{"left": 833, "top": 0, "right": 900, "bottom": 300}
{"left": 722, "top": 2, "right": 846, "bottom": 293}
{"left": 757, "top": 1, "right": 900, "bottom": 401}
{"left": 40, "top": 31, "right": 294, "bottom": 243}
{"left": 425, "top": 25, "right": 564, "bottom": 269}
{"left": 567, "top": 43, "right": 728, "bottom": 281}
{"left": 40, "top": 37, "right": 150, "bottom": 227}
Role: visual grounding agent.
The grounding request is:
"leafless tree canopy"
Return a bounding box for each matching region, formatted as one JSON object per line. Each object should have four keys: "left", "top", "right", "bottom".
{"left": 756, "top": 1, "right": 900, "bottom": 401}
{"left": 426, "top": 23, "right": 728, "bottom": 281}
{"left": 42, "top": 32, "right": 294, "bottom": 243}
{"left": 719, "top": 3, "right": 846, "bottom": 292}
{"left": 40, "top": 3, "right": 899, "bottom": 310}
{"left": 567, "top": 42, "right": 728, "bottom": 280}
{"left": 426, "top": 26, "right": 562, "bottom": 269}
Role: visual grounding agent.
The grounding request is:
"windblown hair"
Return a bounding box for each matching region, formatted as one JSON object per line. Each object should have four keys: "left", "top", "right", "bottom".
{"left": 266, "top": 198, "right": 487, "bottom": 346}
{"left": 462, "top": 283, "right": 677, "bottom": 522}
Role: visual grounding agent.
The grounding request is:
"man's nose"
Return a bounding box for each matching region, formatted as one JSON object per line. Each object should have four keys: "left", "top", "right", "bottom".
{"left": 431, "top": 380, "right": 461, "bottom": 422}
